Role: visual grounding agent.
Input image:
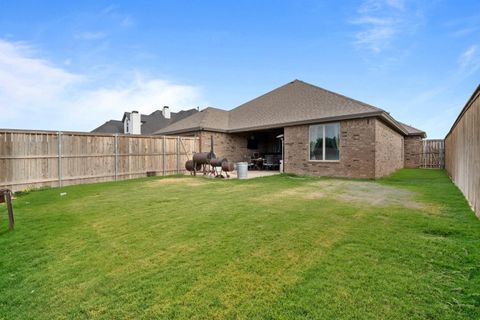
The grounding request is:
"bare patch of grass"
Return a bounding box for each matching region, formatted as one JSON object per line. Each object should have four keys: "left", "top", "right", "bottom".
{"left": 259, "top": 179, "right": 426, "bottom": 210}
{"left": 147, "top": 177, "right": 207, "bottom": 187}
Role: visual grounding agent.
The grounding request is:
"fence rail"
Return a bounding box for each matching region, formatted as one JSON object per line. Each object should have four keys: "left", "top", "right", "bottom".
{"left": 0, "top": 130, "right": 199, "bottom": 192}
{"left": 420, "top": 139, "right": 445, "bottom": 169}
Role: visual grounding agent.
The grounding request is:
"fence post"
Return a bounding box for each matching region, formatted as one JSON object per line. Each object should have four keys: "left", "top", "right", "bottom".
{"left": 439, "top": 141, "right": 445, "bottom": 169}
{"left": 57, "top": 131, "right": 63, "bottom": 187}
{"left": 114, "top": 134, "right": 118, "bottom": 181}
{"left": 176, "top": 136, "right": 180, "bottom": 174}
{"left": 162, "top": 136, "right": 166, "bottom": 176}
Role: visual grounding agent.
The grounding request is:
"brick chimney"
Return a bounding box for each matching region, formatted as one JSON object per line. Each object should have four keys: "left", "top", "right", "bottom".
{"left": 162, "top": 106, "right": 171, "bottom": 119}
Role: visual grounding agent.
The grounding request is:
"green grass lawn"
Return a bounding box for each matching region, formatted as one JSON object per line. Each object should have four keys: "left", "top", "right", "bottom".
{"left": 1, "top": 169, "right": 479, "bottom": 319}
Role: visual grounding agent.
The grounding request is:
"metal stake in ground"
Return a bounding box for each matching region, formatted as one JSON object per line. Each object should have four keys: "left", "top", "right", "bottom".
{"left": 0, "top": 189, "right": 14, "bottom": 231}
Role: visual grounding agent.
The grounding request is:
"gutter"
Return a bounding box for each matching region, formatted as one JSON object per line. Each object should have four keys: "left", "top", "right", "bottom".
{"left": 227, "top": 111, "right": 384, "bottom": 133}
{"left": 378, "top": 112, "right": 410, "bottom": 136}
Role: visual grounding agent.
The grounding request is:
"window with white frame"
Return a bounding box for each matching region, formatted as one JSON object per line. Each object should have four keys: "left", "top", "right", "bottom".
{"left": 309, "top": 123, "right": 340, "bottom": 161}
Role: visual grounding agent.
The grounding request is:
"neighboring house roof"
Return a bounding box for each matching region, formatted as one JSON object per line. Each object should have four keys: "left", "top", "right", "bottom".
{"left": 156, "top": 80, "right": 422, "bottom": 136}
{"left": 91, "top": 120, "right": 124, "bottom": 134}
{"left": 92, "top": 108, "right": 198, "bottom": 134}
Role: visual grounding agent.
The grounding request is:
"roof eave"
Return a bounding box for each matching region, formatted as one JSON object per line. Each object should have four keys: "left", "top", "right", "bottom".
{"left": 408, "top": 132, "right": 427, "bottom": 139}
{"left": 228, "top": 111, "right": 385, "bottom": 133}
{"left": 156, "top": 111, "right": 412, "bottom": 135}
{"left": 154, "top": 126, "right": 229, "bottom": 135}
{"left": 378, "top": 112, "right": 410, "bottom": 136}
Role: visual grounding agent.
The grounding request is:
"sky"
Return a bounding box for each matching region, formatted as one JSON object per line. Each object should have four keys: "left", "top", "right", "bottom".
{"left": 0, "top": 0, "right": 479, "bottom": 138}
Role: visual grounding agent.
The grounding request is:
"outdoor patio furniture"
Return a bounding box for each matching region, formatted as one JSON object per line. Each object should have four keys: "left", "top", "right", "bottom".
{"left": 249, "top": 153, "right": 264, "bottom": 170}
{"left": 263, "top": 155, "right": 280, "bottom": 170}
{"left": 250, "top": 158, "right": 263, "bottom": 170}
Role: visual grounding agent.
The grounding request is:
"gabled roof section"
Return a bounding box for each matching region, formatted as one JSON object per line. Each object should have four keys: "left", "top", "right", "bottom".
{"left": 154, "top": 107, "right": 229, "bottom": 134}
{"left": 228, "top": 80, "right": 384, "bottom": 131}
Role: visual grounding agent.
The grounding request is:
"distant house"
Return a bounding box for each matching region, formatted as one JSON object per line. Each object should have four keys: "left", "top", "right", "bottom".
{"left": 155, "top": 80, "right": 426, "bottom": 179}
{"left": 92, "top": 106, "right": 198, "bottom": 135}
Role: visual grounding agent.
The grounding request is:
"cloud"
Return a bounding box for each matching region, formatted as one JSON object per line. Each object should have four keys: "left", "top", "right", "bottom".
{"left": 457, "top": 45, "right": 480, "bottom": 77}
{"left": 66, "top": 76, "right": 202, "bottom": 130}
{"left": 101, "top": 4, "right": 134, "bottom": 28}
{"left": 74, "top": 31, "right": 108, "bottom": 40}
{"left": 0, "top": 38, "right": 203, "bottom": 131}
{"left": 450, "top": 26, "right": 478, "bottom": 37}
{"left": 352, "top": 17, "right": 399, "bottom": 53}
{"left": 445, "top": 13, "right": 480, "bottom": 37}
{"left": 385, "top": 0, "right": 405, "bottom": 10}
{"left": 459, "top": 45, "right": 478, "bottom": 67}
{"left": 351, "top": 0, "right": 412, "bottom": 53}
{"left": 101, "top": 4, "right": 117, "bottom": 15}
{"left": 121, "top": 16, "right": 134, "bottom": 27}
{"left": 0, "top": 39, "right": 81, "bottom": 116}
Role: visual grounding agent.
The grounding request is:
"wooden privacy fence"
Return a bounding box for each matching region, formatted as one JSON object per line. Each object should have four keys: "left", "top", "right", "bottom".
{"left": 420, "top": 139, "right": 445, "bottom": 168}
{"left": 0, "top": 130, "right": 199, "bottom": 192}
{"left": 445, "top": 85, "right": 480, "bottom": 217}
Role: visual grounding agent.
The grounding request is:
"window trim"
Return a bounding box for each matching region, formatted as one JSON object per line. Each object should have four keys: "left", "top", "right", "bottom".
{"left": 308, "top": 123, "right": 340, "bottom": 162}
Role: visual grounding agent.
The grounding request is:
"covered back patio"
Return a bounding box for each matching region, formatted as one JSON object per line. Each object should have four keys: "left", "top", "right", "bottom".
{"left": 230, "top": 127, "right": 284, "bottom": 172}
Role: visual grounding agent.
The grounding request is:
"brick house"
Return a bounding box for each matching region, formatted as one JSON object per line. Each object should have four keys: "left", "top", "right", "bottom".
{"left": 155, "top": 80, "right": 426, "bottom": 178}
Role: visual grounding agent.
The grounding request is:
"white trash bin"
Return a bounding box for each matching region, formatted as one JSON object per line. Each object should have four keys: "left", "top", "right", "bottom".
{"left": 279, "top": 159, "right": 283, "bottom": 173}
{"left": 236, "top": 162, "right": 248, "bottom": 179}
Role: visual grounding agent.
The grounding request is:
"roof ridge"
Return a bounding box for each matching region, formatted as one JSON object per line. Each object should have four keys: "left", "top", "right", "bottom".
{"left": 203, "top": 106, "right": 229, "bottom": 112}
{"left": 230, "top": 79, "right": 384, "bottom": 115}
{"left": 198, "top": 107, "right": 229, "bottom": 128}
{"left": 231, "top": 81, "right": 296, "bottom": 112}
{"left": 294, "top": 80, "right": 385, "bottom": 113}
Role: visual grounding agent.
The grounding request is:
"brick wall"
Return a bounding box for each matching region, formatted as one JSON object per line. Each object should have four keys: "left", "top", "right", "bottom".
{"left": 284, "top": 118, "right": 377, "bottom": 178}
{"left": 404, "top": 136, "right": 423, "bottom": 168}
{"left": 374, "top": 120, "right": 404, "bottom": 178}
{"left": 284, "top": 118, "right": 406, "bottom": 179}
{"left": 195, "top": 117, "right": 407, "bottom": 179}
{"left": 198, "top": 131, "right": 249, "bottom": 163}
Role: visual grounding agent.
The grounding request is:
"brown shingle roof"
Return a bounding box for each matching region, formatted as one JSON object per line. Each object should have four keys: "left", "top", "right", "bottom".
{"left": 156, "top": 80, "right": 419, "bottom": 136}
{"left": 154, "top": 107, "right": 229, "bottom": 134}
{"left": 228, "top": 80, "right": 384, "bottom": 131}
{"left": 398, "top": 122, "right": 426, "bottom": 138}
